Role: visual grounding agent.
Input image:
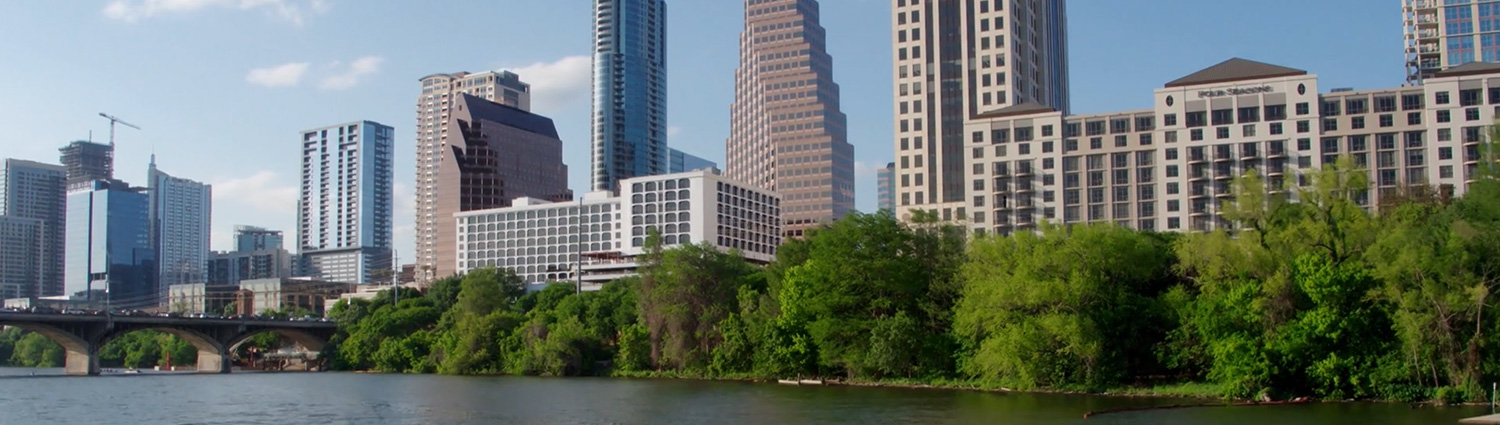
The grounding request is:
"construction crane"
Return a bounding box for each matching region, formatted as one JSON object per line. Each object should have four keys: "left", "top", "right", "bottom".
{"left": 98, "top": 113, "right": 141, "bottom": 146}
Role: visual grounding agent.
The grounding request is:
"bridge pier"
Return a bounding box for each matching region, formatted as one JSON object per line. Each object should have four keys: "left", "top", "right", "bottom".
{"left": 196, "top": 349, "right": 230, "bottom": 374}
{"left": 65, "top": 348, "right": 99, "bottom": 376}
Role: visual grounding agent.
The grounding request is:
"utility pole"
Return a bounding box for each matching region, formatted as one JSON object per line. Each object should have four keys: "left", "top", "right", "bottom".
{"left": 97, "top": 113, "right": 141, "bottom": 146}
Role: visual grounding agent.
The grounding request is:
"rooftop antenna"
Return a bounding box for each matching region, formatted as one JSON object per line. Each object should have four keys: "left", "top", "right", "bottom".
{"left": 97, "top": 113, "right": 141, "bottom": 146}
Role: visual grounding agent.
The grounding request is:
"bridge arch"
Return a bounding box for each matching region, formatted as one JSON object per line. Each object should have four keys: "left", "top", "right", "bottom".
{"left": 96, "top": 325, "right": 228, "bottom": 373}
{"left": 0, "top": 322, "right": 94, "bottom": 375}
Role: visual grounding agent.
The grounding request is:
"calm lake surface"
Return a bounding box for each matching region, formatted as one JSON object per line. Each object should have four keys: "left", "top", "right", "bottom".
{"left": 0, "top": 368, "right": 1484, "bottom": 425}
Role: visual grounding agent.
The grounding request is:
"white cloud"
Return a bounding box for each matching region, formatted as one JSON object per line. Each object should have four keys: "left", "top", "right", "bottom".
{"left": 854, "top": 161, "right": 883, "bottom": 179}
{"left": 212, "top": 171, "right": 298, "bottom": 213}
{"left": 319, "top": 56, "right": 384, "bottom": 90}
{"left": 667, "top": 126, "right": 682, "bottom": 138}
{"left": 505, "top": 55, "right": 592, "bottom": 114}
{"left": 103, "top": 0, "right": 330, "bottom": 25}
{"left": 245, "top": 62, "right": 308, "bottom": 88}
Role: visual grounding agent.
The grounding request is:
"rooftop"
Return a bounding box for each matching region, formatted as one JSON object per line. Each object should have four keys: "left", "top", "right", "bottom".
{"left": 1164, "top": 58, "right": 1308, "bottom": 88}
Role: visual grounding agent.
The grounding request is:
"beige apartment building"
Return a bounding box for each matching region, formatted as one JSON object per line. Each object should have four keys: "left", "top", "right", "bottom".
{"left": 891, "top": 0, "right": 1070, "bottom": 223}
{"left": 957, "top": 58, "right": 1500, "bottom": 235}
{"left": 414, "top": 71, "right": 570, "bottom": 284}
{"left": 727, "top": 0, "right": 854, "bottom": 238}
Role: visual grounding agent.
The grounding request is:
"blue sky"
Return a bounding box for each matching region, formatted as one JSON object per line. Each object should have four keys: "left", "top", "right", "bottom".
{"left": 0, "top": 0, "right": 1393, "bottom": 256}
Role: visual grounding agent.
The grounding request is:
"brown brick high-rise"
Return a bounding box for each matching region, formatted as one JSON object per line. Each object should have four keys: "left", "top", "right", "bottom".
{"left": 726, "top": 0, "right": 854, "bottom": 238}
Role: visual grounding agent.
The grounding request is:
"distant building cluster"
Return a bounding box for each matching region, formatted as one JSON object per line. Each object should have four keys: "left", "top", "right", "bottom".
{"left": 11, "top": 0, "right": 1497, "bottom": 306}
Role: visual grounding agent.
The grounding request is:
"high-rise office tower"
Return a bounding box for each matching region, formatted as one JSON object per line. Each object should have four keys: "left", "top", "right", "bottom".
{"left": 0, "top": 217, "right": 42, "bottom": 299}
{"left": 591, "top": 0, "right": 669, "bottom": 191}
{"left": 65, "top": 179, "right": 154, "bottom": 307}
{"left": 668, "top": 148, "right": 717, "bottom": 173}
{"left": 415, "top": 71, "right": 535, "bottom": 285}
{"left": 234, "top": 225, "right": 285, "bottom": 252}
{"left": 891, "top": 0, "right": 1069, "bottom": 222}
{"left": 877, "top": 162, "right": 895, "bottom": 213}
{"left": 412, "top": 73, "right": 571, "bottom": 283}
{"left": 147, "top": 157, "right": 212, "bottom": 293}
{"left": 58, "top": 141, "right": 115, "bottom": 190}
{"left": 0, "top": 159, "right": 67, "bottom": 296}
{"left": 299, "top": 121, "right": 394, "bottom": 284}
{"left": 727, "top": 0, "right": 855, "bottom": 237}
{"left": 1402, "top": 0, "right": 1500, "bottom": 84}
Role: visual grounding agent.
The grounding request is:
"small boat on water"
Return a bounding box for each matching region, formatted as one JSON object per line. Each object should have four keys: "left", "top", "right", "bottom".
{"left": 777, "top": 379, "right": 799, "bottom": 385}
{"left": 123, "top": 369, "right": 140, "bottom": 374}
{"left": 798, "top": 379, "right": 824, "bottom": 385}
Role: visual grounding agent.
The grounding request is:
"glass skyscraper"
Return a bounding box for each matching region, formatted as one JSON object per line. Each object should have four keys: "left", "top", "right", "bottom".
{"left": 591, "top": 0, "right": 668, "bottom": 192}
{"left": 299, "top": 121, "right": 394, "bottom": 284}
{"left": 65, "top": 180, "right": 155, "bottom": 307}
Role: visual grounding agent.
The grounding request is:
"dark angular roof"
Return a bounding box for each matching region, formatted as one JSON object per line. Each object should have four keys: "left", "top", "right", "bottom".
{"left": 1164, "top": 58, "right": 1308, "bottom": 88}
{"left": 459, "top": 94, "right": 559, "bottom": 139}
{"left": 974, "top": 103, "right": 1057, "bottom": 119}
{"left": 1432, "top": 61, "right": 1500, "bottom": 78}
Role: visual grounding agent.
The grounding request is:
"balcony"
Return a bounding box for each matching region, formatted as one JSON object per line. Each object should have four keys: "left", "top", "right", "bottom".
{"left": 1189, "top": 172, "right": 1210, "bottom": 182}
{"left": 1188, "top": 154, "right": 1208, "bottom": 164}
{"left": 1415, "top": 30, "right": 1439, "bottom": 40}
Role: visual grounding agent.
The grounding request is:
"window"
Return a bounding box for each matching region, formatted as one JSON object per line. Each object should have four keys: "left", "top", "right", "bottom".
{"left": 1321, "top": 100, "right": 1341, "bottom": 116}
{"left": 1351, "top": 116, "right": 1366, "bottom": 129}
{"left": 1042, "top": 125, "right": 1054, "bottom": 137}
{"left": 1190, "top": 129, "right": 1204, "bottom": 141}
{"left": 1265, "top": 104, "right": 1287, "bottom": 121}
{"left": 1402, "top": 94, "right": 1423, "bottom": 110}
{"left": 1216, "top": 127, "right": 1230, "bottom": 139}
{"left": 1437, "top": 91, "right": 1451, "bottom": 105}
{"left": 1298, "top": 138, "right": 1311, "bottom": 151}
{"left": 1185, "top": 111, "right": 1207, "bottom": 127}
{"left": 1211, "top": 109, "right": 1234, "bottom": 125}
{"left": 1347, "top": 97, "right": 1369, "bottom": 114}
{"left": 1140, "top": 133, "right": 1154, "bottom": 145}
{"left": 1163, "top": 113, "right": 1178, "bottom": 126}
{"left": 1379, "top": 114, "right": 1394, "bottom": 127}
{"left": 1296, "top": 102, "right": 1310, "bottom": 115}
{"left": 1438, "top": 110, "right": 1452, "bottom": 123}
{"left": 1165, "top": 148, "right": 1178, "bottom": 160}
{"left": 1322, "top": 118, "right": 1338, "bottom": 132}
{"left": 1297, "top": 120, "right": 1310, "bottom": 133}
{"left": 1270, "top": 122, "right": 1284, "bottom": 135}
{"left": 1238, "top": 106, "right": 1260, "bottom": 123}
{"left": 1322, "top": 137, "right": 1340, "bottom": 153}
{"left": 1408, "top": 112, "right": 1422, "bottom": 125}
{"left": 1466, "top": 108, "right": 1481, "bottom": 121}
{"left": 1440, "top": 146, "right": 1454, "bottom": 160}
{"left": 1375, "top": 95, "right": 1398, "bottom": 112}
{"left": 1115, "top": 135, "right": 1128, "bottom": 147}
{"left": 1243, "top": 124, "right": 1257, "bottom": 137}
{"left": 1461, "top": 89, "right": 1483, "bottom": 107}
{"left": 1090, "top": 138, "right": 1103, "bottom": 149}
{"left": 1439, "top": 128, "right": 1452, "bottom": 141}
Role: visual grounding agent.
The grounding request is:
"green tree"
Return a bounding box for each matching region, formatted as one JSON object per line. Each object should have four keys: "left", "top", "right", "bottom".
{"left": 9, "top": 332, "right": 63, "bottom": 367}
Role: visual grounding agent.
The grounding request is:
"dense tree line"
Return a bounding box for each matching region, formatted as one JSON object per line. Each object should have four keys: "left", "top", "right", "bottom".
{"left": 319, "top": 154, "right": 1500, "bottom": 402}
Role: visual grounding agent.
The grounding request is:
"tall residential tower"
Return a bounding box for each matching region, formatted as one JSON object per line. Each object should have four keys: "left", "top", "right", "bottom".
{"left": 0, "top": 159, "right": 67, "bottom": 297}
{"left": 147, "top": 157, "right": 212, "bottom": 293}
{"left": 891, "top": 0, "right": 1069, "bottom": 222}
{"left": 1402, "top": 0, "right": 1500, "bottom": 84}
{"left": 299, "top": 121, "right": 394, "bottom": 284}
{"left": 727, "top": 0, "right": 855, "bottom": 237}
{"left": 591, "top": 0, "right": 669, "bottom": 191}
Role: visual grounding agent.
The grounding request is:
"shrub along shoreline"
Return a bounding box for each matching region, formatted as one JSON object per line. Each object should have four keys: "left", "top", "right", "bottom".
{"left": 325, "top": 155, "right": 1500, "bottom": 405}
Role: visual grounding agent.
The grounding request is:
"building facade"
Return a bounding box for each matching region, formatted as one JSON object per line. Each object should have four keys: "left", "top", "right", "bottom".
{"left": 207, "top": 249, "right": 293, "bottom": 286}
{"left": 412, "top": 78, "right": 572, "bottom": 284}
{"left": 64, "top": 180, "right": 155, "bottom": 307}
{"left": 892, "top": 0, "right": 1070, "bottom": 223}
{"left": 877, "top": 162, "right": 895, "bottom": 212}
{"left": 1403, "top": 0, "right": 1500, "bottom": 83}
{"left": 0, "top": 159, "right": 67, "bottom": 296}
{"left": 239, "top": 278, "right": 354, "bottom": 316}
{"left": 668, "top": 148, "right": 717, "bottom": 173}
{"left": 728, "top": 0, "right": 855, "bottom": 238}
{"left": 0, "top": 216, "right": 42, "bottom": 299}
{"left": 58, "top": 141, "right": 114, "bottom": 190}
{"left": 591, "top": 0, "right": 669, "bottom": 191}
{"left": 147, "top": 157, "right": 212, "bottom": 293}
{"left": 299, "top": 121, "right": 394, "bottom": 284}
{"left": 454, "top": 169, "right": 781, "bottom": 290}
{"left": 960, "top": 58, "right": 1500, "bottom": 236}
{"left": 235, "top": 225, "right": 284, "bottom": 252}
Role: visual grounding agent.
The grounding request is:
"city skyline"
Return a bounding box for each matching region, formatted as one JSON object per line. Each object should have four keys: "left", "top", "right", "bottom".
{"left": 0, "top": 0, "right": 1394, "bottom": 256}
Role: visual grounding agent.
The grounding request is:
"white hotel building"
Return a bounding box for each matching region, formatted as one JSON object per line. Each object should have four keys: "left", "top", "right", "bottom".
{"left": 950, "top": 58, "right": 1500, "bottom": 235}
{"left": 454, "top": 169, "right": 781, "bottom": 290}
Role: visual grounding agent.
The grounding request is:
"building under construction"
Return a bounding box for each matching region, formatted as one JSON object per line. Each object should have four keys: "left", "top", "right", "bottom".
{"left": 58, "top": 141, "right": 113, "bottom": 189}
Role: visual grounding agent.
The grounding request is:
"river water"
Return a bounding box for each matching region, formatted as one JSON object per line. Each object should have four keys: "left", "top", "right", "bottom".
{"left": 0, "top": 368, "right": 1484, "bottom": 425}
